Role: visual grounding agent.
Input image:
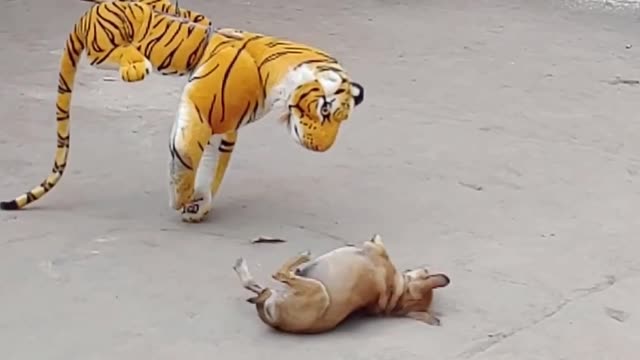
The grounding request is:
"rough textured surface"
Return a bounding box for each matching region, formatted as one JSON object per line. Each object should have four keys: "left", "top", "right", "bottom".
{"left": 1, "top": 0, "right": 640, "bottom": 359}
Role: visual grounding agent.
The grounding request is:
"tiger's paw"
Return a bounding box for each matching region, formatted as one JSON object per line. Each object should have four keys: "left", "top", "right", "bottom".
{"left": 180, "top": 194, "right": 212, "bottom": 223}
{"left": 120, "top": 58, "right": 153, "bottom": 82}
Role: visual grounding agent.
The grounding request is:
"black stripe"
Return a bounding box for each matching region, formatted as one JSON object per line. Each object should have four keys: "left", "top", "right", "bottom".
{"left": 186, "top": 37, "right": 207, "bottom": 70}
{"left": 96, "top": 6, "right": 122, "bottom": 47}
{"left": 249, "top": 101, "right": 260, "bottom": 124}
{"left": 188, "top": 63, "right": 219, "bottom": 82}
{"left": 235, "top": 101, "right": 251, "bottom": 129}
{"left": 138, "top": 7, "right": 153, "bottom": 40}
{"left": 219, "top": 35, "right": 263, "bottom": 124}
{"left": 258, "top": 50, "right": 304, "bottom": 69}
{"left": 194, "top": 103, "right": 206, "bottom": 124}
{"left": 157, "top": 39, "right": 183, "bottom": 71}
{"left": 65, "top": 40, "right": 78, "bottom": 68}
{"left": 56, "top": 104, "right": 69, "bottom": 121}
{"left": 91, "top": 46, "right": 117, "bottom": 67}
{"left": 220, "top": 139, "right": 235, "bottom": 147}
{"left": 58, "top": 74, "right": 72, "bottom": 94}
{"left": 294, "top": 58, "right": 338, "bottom": 69}
{"left": 206, "top": 94, "right": 217, "bottom": 126}
{"left": 170, "top": 136, "right": 193, "bottom": 171}
{"left": 259, "top": 71, "right": 269, "bottom": 101}
{"left": 164, "top": 21, "right": 184, "bottom": 45}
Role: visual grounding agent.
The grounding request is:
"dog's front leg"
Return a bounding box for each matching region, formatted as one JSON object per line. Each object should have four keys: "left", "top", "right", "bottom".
{"left": 405, "top": 311, "right": 442, "bottom": 326}
{"left": 233, "top": 258, "right": 265, "bottom": 295}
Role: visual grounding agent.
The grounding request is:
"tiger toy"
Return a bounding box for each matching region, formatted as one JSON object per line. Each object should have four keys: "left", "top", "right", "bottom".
{"left": 1, "top": 0, "right": 365, "bottom": 224}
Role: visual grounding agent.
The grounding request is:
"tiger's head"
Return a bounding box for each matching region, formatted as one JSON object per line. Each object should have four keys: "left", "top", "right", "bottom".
{"left": 280, "top": 66, "right": 364, "bottom": 152}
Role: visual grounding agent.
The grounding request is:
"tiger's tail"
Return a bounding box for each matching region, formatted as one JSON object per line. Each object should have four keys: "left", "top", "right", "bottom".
{"left": 0, "top": 18, "right": 87, "bottom": 210}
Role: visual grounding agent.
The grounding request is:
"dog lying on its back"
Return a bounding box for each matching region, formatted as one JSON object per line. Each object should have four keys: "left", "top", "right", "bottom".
{"left": 233, "top": 234, "right": 450, "bottom": 334}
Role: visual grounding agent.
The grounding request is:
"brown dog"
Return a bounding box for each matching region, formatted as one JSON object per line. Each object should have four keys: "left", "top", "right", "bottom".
{"left": 232, "top": 234, "right": 450, "bottom": 334}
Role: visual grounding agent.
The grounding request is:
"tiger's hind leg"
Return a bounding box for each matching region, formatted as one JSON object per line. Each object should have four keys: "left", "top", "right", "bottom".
{"left": 181, "top": 131, "right": 238, "bottom": 223}
{"left": 168, "top": 95, "right": 213, "bottom": 215}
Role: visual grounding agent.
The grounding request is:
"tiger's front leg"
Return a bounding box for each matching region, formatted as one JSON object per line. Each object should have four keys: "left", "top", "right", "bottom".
{"left": 168, "top": 97, "right": 213, "bottom": 215}
{"left": 87, "top": 44, "right": 152, "bottom": 82}
{"left": 181, "top": 131, "right": 238, "bottom": 223}
{"left": 170, "top": 41, "right": 262, "bottom": 223}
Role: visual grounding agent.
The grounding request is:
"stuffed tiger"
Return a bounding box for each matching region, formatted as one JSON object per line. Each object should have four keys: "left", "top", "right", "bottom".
{"left": 0, "top": 0, "right": 236, "bottom": 212}
{"left": 1, "top": 0, "right": 366, "bottom": 224}
{"left": 81, "top": 0, "right": 212, "bottom": 26}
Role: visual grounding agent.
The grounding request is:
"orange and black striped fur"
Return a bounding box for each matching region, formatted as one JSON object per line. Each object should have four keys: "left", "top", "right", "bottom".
{"left": 166, "top": 27, "right": 365, "bottom": 222}
{"left": 2, "top": 1, "right": 366, "bottom": 224}
{"left": 0, "top": 0, "right": 232, "bottom": 211}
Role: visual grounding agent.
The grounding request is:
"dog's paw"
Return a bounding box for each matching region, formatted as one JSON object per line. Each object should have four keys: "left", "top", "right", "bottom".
{"left": 233, "top": 258, "right": 246, "bottom": 271}
{"left": 426, "top": 315, "right": 441, "bottom": 326}
{"left": 407, "top": 311, "right": 442, "bottom": 326}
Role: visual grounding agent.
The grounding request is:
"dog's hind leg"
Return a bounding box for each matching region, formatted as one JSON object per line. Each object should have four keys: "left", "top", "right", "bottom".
{"left": 273, "top": 251, "right": 312, "bottom": 277}
{"left": 272, "top": 253, "right": 325, "bottom": 296}
{"left": 272, "top": 258, "right": 331, "bottom": 315}
{"left": 233, "top": 258, "right": 265, "bottom": 295}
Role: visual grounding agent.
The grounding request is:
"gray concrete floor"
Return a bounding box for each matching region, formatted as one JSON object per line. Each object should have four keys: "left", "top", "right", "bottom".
{"left": 1, "top": 0, "right": 640, "bottom": 359}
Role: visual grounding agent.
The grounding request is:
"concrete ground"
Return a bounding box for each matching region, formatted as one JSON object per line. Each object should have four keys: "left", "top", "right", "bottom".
{"left": 1, "top": 0, "right": 640, "bottom": 359}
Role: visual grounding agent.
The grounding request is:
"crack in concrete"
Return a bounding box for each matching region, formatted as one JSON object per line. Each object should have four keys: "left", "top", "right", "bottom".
{"left": 455, "top": 275, "right": 618, "bottom": 359}
{"left": 290, "top": 224, "right": 350, "bottom": 245}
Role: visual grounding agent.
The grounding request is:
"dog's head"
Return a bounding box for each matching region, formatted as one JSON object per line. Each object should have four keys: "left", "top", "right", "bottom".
{"left": 393, "top": 268, "right": 450, "bottom": 315}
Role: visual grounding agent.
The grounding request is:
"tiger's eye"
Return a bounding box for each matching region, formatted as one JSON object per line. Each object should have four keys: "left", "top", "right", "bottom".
{"left": 320, "top": 103, "right": 331, "bottom": 116}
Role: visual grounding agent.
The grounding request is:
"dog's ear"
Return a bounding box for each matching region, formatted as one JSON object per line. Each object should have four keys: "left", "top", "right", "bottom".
{"left": 246, "top": 296, "right": 259, "bottom": 304}
{"left": 424, "top": 274, "right": 450, "bottom": 290}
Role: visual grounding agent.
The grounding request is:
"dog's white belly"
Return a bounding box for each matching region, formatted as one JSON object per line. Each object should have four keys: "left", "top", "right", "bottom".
{"left": 298, "top": 247, "right": 364, "bottom": 281}
{"left": 297, "top": 247, "right": 378, "bottom": 304}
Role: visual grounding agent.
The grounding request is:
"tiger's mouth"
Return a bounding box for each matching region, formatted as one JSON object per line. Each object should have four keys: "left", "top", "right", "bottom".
{"left": 287, "top": 112, "right": 304, "bottom": 147}
{"left": 285, "top": 109, "right": 327, "bottom": 152}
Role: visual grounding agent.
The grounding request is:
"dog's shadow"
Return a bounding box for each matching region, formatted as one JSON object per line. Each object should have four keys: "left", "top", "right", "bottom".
{"left": 266, "top": 310, "right": 393, "bottom": 337}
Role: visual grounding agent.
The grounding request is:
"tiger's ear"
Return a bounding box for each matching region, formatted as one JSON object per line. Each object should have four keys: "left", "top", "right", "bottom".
{"left": 351, "top": 82, "right": 364, "bottom": 107}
